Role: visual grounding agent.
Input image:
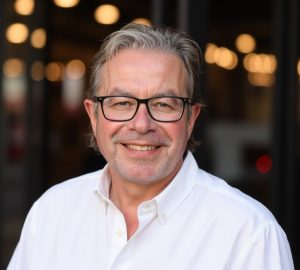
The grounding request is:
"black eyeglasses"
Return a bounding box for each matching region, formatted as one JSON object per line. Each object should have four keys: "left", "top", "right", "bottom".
{"left": 92, "top": 96, "right": 192, "bottom": 122}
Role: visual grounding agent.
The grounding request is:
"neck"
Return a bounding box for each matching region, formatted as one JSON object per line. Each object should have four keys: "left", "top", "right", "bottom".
{"left": 110, "top": 178, "right": 171, "bottom": 209}
{"left": 109, "top": 171, "right": 175, "bottom": 239}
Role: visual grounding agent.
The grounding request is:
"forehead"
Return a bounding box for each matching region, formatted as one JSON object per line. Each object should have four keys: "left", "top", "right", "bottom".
{"left": 99, "top": 48, "right": 189, "bottom": 97}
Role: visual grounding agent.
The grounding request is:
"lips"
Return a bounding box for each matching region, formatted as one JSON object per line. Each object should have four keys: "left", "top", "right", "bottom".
{"left": 126, "top": 144, "right": 158, "bottom": 151}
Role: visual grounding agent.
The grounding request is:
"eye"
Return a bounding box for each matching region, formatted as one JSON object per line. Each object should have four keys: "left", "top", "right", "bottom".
{"left": 157, "top": 102, "right": 171, "bottom": 108}
{"left": 113, "top": 101, "right": 131, "bottom": 107}
{"left": 105, "top": 97, "right": 136, "bottom": 110}
{"left": 150, "top": 98, "right": 181, "bottom": 112}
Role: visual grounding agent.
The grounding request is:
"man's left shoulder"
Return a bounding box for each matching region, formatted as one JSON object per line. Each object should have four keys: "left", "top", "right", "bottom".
{"left": 193, "top": 169, "right": 277, "bottom": 226}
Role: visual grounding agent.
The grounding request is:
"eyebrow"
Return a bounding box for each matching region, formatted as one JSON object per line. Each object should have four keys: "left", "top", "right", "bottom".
{"left": 108, "top": 88, "right": 182, "bottom": 97}
{"left": 152, "top": 89, "right": 180, "bottom": 97}
{"left": 109, "top": 88, "right": 133, "bottom": 96}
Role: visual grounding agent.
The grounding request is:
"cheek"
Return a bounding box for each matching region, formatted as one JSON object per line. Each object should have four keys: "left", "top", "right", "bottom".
{"left": 168, "top": 121, "right": 189, "bottom": 145}
{"left": 95, "top": 120, "right": 122, "bottom": 151}
{"left": 95, "top": 120, "right": 111, "bottom": 153}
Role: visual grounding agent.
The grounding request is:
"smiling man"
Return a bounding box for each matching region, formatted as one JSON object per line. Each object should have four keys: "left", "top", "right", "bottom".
{"left": 8, "top": 23, "right": 294, "bottom": 270}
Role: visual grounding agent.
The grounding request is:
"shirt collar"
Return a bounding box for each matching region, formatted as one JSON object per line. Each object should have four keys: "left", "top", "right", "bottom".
{"left": 94, "top": 164, "right": 111, "bottom": 204}
{"left": 94, "top": 152, "right": 199, "bottom": 223}
{"left": 154, "top": 151, "right": 198, "bottom": 223}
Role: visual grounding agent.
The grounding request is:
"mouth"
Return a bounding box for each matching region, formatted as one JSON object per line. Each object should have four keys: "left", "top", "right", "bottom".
{"left": 124, "top": 144, "right": 160, "bottom": 151}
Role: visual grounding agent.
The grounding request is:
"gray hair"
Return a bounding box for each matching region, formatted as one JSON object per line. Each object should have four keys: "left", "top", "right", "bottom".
{"left": 87, "top": 23, "right": 204, "bottom": 152}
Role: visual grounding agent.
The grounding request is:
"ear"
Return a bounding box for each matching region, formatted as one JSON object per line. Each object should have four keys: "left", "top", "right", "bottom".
{"left": 84, "top": 99, "right": 97, "bottom": 136}
{"left": 187, "top": 104, "right": 201, "bottom": 138}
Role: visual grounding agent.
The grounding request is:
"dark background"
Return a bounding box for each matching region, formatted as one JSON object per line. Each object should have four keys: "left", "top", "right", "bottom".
{"left": 1, "top": 0, "right": 299, "bottom": 268}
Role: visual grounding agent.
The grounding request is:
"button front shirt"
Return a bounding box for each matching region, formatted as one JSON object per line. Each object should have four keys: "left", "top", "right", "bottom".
{"left": 8, "top": 152, "right": 294, "bottom": 269}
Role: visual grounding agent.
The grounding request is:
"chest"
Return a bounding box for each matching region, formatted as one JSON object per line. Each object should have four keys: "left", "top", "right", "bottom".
{"left": 31, "top": 205, "right": 243, "bottom": 270}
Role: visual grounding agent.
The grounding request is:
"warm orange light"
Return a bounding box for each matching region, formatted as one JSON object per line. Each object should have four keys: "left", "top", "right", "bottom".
{"left": 31, "top": 61, "right": 45, "bottom": 81}
{"left": 132, "top": 18, "right": 151, "bottom": 26}
{"left": 204, "top": 43, "right": 218, "bottom": 64}
{"left": 3, "top": 58, "right": 25, "bottom": 78}
{"left": 31, "top": 28, "right": 47, "bottom": 48}
{"left": 226, "top": 52, "right": 238, "bottom": 70}
{"left": 213, "top": 47, "right": 238, "bottom": 70}
{"left": 248, "top": 72, "right": 275, "bottom": 87}
{"left": 14, "top": 0, "right": 35, "bottom": 15}
{"left": 6, "top": 23, "right": 29, "bottom": 44}
{"left": 297, "top": 59, "right": 300, "bottom": 76}
{"left": 66, "top": 59, "right": 85, "bottom": 79}
{"left": 244, "top": 53, "right": 277, "bottom": 74}
{"left": 45, "top": 62, "right": 64, "bottom": 81}
{"left": 94, "top": 4, "right": 120, "bottom": 25}
{"left": 217, "top": 48, "right": 238, "bottom": 69}
{"left": 53, "top": 0, "right": 79, "bottom": 8}
{"left": 236, "top": 34, "right": 256, "bottom": 53}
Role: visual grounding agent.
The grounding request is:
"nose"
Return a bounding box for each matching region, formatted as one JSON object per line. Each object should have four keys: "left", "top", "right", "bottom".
{"left": 127, "top": 103, "right": 155, "bottom": 134}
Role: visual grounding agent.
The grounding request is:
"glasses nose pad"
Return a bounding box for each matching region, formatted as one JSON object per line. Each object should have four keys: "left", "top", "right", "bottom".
{"left": 135, "top": 101, "right": 152, "bottom": 119}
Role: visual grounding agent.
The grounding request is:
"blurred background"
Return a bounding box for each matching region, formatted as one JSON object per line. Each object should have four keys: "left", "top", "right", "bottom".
{"left": 0, "top": 0, "right": 299, "bottom": 268}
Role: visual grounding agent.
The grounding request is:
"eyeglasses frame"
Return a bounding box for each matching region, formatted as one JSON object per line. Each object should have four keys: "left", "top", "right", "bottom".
{"left": 92, "top": 95, "right": 193, "bottom": 123}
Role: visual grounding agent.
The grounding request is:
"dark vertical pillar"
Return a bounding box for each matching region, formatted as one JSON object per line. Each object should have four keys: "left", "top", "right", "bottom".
{"left": 151, "top": 0, "right": 166, "bottom": 25}
{"left": 24, "top": 1, "right": 47, "bottom": 208}
{"left": 176, "top": 0, "right": 209, "bottom": 167}
{"left": 185, "top": 0, "right": 209, "bottom": 49}
{"left": 177, "top": 0, "right": 189, "bottom": 32}
{"left": 0, "top": 1, "right": 48, "bottom": 267}
{"left": 272, "top": 0, "right": 299, "bottom": 263}
{"left": 0, "top": 0, "right": 4, "bottom": 267}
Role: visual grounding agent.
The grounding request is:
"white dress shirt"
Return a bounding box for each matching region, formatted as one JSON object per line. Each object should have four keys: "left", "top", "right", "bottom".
{"left": 8, "top": 152, "right": 294, "bottom": 270}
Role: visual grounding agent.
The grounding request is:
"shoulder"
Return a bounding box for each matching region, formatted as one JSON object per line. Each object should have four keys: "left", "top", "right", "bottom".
{"left": 192, "top": 168, "right": 278, "bottom": 227}
{"left": 191, "top": 171, "right": 294, "bottom": 269}
{"left": 34, "top": 170, "right": 103, "bottom": 212}
{"left": 181, "top": 153, "right": 277, "bottom": 226}
{"left": 45, "top": 170, "right": 101, "bottom": 194}
{"left": 44, "top": 170, "right": 101, "bottom": 195}
{"left": 186, "top": 168, "right": 292, "bottom": 258}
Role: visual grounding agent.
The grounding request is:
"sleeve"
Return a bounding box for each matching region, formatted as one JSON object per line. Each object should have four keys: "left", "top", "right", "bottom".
{"left": 7, "top": 202, "right": 39, "bottom": 270}
{"left": 231, "top": 222, "right": 295, "bottom": 270}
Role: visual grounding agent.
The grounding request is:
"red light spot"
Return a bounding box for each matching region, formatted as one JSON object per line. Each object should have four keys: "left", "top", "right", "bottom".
{"left": 256, "top": 155, "right": 272, "bottom": 174}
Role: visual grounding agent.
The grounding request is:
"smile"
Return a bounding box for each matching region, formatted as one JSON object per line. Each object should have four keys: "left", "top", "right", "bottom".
{"left": 126, "top": 144, "right": 158, "bottom": 151}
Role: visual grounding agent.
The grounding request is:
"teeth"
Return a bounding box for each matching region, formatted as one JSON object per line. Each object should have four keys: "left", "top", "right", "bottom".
{"left": 127, "top": 144, "right": 157, "bottom": 151}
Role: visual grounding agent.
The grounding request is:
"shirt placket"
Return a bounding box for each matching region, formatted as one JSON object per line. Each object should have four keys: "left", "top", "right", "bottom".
{"left": 110, "top": 201, "right": 158, "bottom": 270}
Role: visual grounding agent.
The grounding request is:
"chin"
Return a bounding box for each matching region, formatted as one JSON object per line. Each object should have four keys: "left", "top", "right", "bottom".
{"left": 125, "top": 169, "right": 160, "bottom": 184}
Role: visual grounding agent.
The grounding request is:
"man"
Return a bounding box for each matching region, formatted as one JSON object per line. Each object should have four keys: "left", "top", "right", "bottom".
{"left": 8, "top": 23, "right": 294, "bottom": 269}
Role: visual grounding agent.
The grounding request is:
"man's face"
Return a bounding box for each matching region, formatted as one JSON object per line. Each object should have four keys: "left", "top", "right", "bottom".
{"left": 85, "top": 48, "right": 200, "bottom": 186}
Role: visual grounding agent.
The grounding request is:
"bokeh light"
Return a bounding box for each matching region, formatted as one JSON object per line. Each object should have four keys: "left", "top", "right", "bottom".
{"left": 243, "top": 53, "right": 277, "bottom": 74}
{"left": 235, "top": 34, "right": 256, "bottom": 54}
{"left": 45, "top": 62, "right": 64, "bottom": 81}
{"left": 31, "top": 61, "right": 45, "bottom": 81}
{"left": 6, "top": 23, "right": 29, "bottom": 44}
{"left": 3, "top": 58, "right": 25, "bottom": 78}
{"left": 66, "top": 59, "right": 85, "bottom": 79}
{"left": 214, "top": 47, "right": 238, "bottom": 70}
{"left": 132, "top": 18, "right": 152, "bottom": 26}
{"left": 256, "top": 155, "right": 272, "bottom": 174}
{"left": 94, "top": 4, "right": 120, "bottom": 25}
{"left": 14, "top": 0, "right": 35, "bottom": 15}
{"left": 248, "top": 72, "right": 275, "bottom": 87}
{"left": 205, "top": 43, "right": 218, "bottom": 64}
{"left": 205, "top": 44, "right": 238, "bottom": 69}
{"left": 30, "top": 28, "right": 47, "bottom": 49}
{"left": 53, "top": 0, "right": 79, "bottom": 8}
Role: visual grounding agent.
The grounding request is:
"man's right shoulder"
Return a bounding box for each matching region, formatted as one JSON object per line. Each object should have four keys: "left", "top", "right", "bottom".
{"left": 36, "top": 170, "right": 103, "bottom": 208}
